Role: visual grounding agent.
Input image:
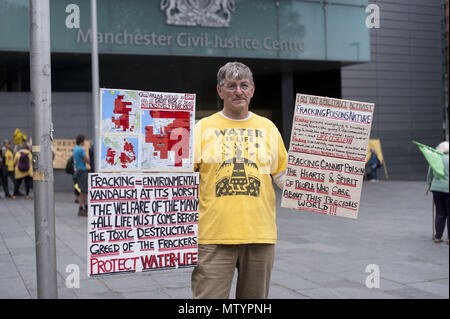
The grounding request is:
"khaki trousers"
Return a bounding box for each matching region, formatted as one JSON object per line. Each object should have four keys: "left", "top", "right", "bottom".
{"left": 191, "top": 244, "right": 275, "bottom": 299}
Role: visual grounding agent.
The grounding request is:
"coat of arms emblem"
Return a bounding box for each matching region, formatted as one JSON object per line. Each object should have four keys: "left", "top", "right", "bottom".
{"left": 160, "top": 0, "right": 236, "bottom": 28}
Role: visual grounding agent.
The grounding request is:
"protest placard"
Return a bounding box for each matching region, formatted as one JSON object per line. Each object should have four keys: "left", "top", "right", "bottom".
{"left": 87, "top": 172, "right": 199, "bottom": 276}
{"left": 53, "top": 139, "right": 91, "bottom": 170}
{"left": 281, "top": 94, "right": 375, "bottom": 219}
{"left": 99, "top": 88, "right": 196, "bottom": 172}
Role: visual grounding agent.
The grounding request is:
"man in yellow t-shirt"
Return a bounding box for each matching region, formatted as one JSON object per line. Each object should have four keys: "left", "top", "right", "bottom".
{"left": 191, "top": 62, "right": 287, "bottom": 299}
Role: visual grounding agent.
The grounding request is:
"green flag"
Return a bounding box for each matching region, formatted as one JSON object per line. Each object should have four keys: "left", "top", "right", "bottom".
{"left": 412, "top": 141, "right": 445, "bottom": 180}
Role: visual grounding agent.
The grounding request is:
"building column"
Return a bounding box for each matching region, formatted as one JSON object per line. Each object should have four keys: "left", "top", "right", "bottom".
{"left": 281, "top": 71, "right": 294, "bottom": 149}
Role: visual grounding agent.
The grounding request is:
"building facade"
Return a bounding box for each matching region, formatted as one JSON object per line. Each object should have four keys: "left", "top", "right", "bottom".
{"left": 0, "top": 0, "right": 446, "bottom": 190}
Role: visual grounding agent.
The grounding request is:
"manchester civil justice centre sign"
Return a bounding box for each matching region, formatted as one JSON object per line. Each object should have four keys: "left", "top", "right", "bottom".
{"left": 0, "top": 0, "right": 370, "bottom": 62}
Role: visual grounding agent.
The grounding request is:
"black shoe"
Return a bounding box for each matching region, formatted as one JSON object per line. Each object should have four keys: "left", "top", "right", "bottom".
{"left": 78, "top": 207, "right": 87, "bottom": 217}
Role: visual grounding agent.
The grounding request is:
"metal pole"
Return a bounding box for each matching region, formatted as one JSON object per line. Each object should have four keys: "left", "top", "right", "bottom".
{"left": 281, "top": 71, "right": 294, "bottom": 149}
{"left": 29, "top": 0, "right": 57, "bottom": 299}
{"left": 91, "top": 0, "right": 100, "bottom": 172}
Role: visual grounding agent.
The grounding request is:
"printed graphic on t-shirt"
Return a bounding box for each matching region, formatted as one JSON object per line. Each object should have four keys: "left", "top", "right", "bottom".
{"left": 214, "top": 133, "right": 261, "bottom": 197}
{"left": 216, "top": 157, "right": 261, "bottom": 197}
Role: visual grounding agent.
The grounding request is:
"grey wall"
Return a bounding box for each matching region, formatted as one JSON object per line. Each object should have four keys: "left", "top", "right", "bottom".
{"left": 341, "top": 0, "right": 446, "bottom": 180}
{"left": 0, "top": 92, "right": 93, "bottom": 191}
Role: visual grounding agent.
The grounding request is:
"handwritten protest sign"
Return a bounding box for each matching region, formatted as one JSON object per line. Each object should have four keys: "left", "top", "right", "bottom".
{"left": 281, "top": 94, "right": 374, "bottom": 219}
{"left": 87, "top": 172, "right": 199, "bottom": 276}
{"left": 53, "top": 139, "right": 91, "bottom": 170}
{"left": 99, "top": 88, "right": 195, "bottom": 172}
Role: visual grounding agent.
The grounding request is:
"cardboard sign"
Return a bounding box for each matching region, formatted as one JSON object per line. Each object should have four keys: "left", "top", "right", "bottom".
{"left": 99, "top": 88, "right": 196, "bottom": 172}
{"left": 87, "top": 172, "right": 199, "bottom": 276}
{"left": 281, "top": 94, "right": 375, "bottom": 219}
{"left": 53, "top": 139, "right": 91, "bottom": 170}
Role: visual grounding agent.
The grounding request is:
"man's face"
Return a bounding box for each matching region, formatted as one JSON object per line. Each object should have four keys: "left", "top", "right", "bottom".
{"left": 217, "top": 77, "right": 255, "bottom": 114}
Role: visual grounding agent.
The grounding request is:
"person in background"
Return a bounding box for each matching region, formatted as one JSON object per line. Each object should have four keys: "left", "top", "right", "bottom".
{"left": 0, "top": 154, "right": 5, "bottom": 199}
{"left": 26, "top": 138, "right": 33, "bottom": 192}
{"left": 89, "top": 142, "right": 95, "bottom": 173}
{"left": 367, "top": 147, "right": 381, "bottom": 182}
{"left": 427, "top": 141, "right": 449, "bottom": 245}
{"left": 11, "top": 143, "right": 33, "bottom": 200}
{"left": 2, "top": 139, "right": 15, "bottom": 198}
{"left": 73, "top": 134, "right": 90, "bottom": 216}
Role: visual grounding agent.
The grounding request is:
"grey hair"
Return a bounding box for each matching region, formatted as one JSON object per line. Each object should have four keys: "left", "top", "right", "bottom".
{"left": 217, "top": 62, "right": 254, "bottom": 87}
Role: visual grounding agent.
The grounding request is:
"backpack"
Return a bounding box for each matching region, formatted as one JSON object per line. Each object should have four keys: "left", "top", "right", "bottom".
{"left": 18, "top": 152, "right": 30, "bottom": 172}
{"left": 65, "top": 156, "right": 74, "bottom": 175}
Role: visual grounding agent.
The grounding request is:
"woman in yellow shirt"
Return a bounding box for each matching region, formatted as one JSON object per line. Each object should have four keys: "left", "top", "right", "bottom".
{"left": 12, "top": 143, "right": 33, "bottom": 200}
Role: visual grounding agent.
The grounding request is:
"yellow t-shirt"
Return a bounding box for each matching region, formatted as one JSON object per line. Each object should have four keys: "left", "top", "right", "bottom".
{"left": 194, "top": 112, "right": 287, "bottom": 244}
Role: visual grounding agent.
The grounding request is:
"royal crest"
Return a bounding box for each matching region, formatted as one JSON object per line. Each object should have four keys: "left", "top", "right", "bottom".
{"left": 160, "top": 0, "right": 236, "bottom": 28}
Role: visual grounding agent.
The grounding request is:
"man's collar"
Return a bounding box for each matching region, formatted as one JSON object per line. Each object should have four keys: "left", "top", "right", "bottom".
{"left": 219, "top": 111, "right": 253, "bottom": 121}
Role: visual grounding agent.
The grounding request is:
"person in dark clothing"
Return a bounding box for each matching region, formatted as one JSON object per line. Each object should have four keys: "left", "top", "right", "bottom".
{"left": 367, "top": 148, "right": 381, "bottom": 182}
{"left": 427, "top": 141, "right": 449, "bottom": 244}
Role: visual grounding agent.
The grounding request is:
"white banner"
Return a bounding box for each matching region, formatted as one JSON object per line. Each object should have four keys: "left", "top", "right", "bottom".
{"left": 87, "top": 172, "right": 199, "bottom": 276}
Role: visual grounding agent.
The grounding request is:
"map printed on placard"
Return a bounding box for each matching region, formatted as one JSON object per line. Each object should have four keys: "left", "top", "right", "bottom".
{"left": 141, "top": 110, "right": 191, "bottom": 170}
{"left": 101, "top": 90, "right": 141, "bottom": 133}
{"left": 101, "top": 136, "right": 139, "bottom": 170}
{"left": 99, "top": 89, "right": 195, "bottom": 172}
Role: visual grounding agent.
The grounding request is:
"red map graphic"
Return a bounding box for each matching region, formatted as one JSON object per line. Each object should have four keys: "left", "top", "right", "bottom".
{"left": 145, "top": 111, "right": 190, "bottom": 167}
{"left": 112, "top": 95, "right": 134, "bottom": 131}
{"left": 120, "top": 139, "right": 136, "bottom": 168}
{"left": 105, "top": 139, "right": 136, "bottom": 168}
{"left": 105, "top": 148, "right": 116, "bottom": 165}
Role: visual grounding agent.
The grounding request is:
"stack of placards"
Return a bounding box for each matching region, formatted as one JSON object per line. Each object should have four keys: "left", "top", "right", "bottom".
{"left": 87, "top": 88, "right": 198, "bottom": 276}
{"left": 281, "top": 94, "right": 375, "bottom": 219}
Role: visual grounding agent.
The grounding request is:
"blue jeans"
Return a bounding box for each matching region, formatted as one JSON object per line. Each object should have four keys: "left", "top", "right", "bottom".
{"left": 370, "top": 165, "right": 378, "bottom": 180}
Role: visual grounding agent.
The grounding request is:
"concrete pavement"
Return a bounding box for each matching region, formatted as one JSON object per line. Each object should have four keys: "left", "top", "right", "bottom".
{"left": 0, "top": 180, "right": 448, "bottom": 299}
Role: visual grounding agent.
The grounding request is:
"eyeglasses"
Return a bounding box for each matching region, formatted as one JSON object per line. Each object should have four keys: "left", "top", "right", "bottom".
{"left": 223, "top": 82, "right": 253, "bottom": 92}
